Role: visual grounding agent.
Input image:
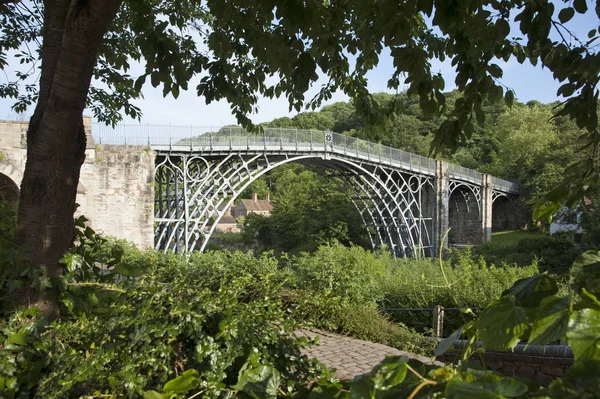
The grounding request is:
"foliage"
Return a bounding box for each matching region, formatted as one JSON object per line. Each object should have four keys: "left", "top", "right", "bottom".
{"left": 3, "top": 212, "right": 600, "bottom": 397}
{"left": 0, "top": 235, "right": 329, "bottom": 398}
{"left": 382, "top": 248, "right": 539, "bottom": 335}
{"left": 277, "top": 243, "right": 435, "bottom": 356}
{"left": 474, "top": 232, "right": 581, "bottom": 276}
{"left": 241, "top": 165, "right": 369, "bottom": 254}
{"left": 286, "top": 243, "right": 388, "bottom": 307}
{"left": 0, "top": 200, "right": 28, "bottom": 301}
{"left": 152, "top": 245, "right": 600, "bottom": 399}
{"left": 580, "top": 195, "right": 600, "bottom": 251}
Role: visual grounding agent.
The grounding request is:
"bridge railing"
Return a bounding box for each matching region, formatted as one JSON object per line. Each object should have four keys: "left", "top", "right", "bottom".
{"left": 448, "top": 164, "right": 483, "bottom": 185}
{"left": 93, "top": 123, "right": 515, "bottom": 192}
{"left": 491, "top": 176, "right": 519, "bottom": 193}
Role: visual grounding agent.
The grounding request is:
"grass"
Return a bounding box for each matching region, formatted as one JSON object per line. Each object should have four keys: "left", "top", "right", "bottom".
{"left": 490, "top": 230, "right": 544, "bottom": 246}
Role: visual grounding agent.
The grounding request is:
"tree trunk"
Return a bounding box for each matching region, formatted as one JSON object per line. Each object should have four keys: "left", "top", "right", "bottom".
{"left": 15, "top": 0, "right": 122, "bottom": 322}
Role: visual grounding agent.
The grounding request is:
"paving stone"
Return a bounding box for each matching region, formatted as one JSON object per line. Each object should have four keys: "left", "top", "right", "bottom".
{"left": 297, "top": 328, "right": 443, "bottom": 380}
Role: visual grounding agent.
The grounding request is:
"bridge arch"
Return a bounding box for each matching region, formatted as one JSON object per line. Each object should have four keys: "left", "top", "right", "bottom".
{"left": 492, "top": 194, "right": 518, "bottom": 232}
{"left": 0, "top": 173, "right": 19, "bottom": 202}
{"left": 448, "top": 182, "right": 481, "bottom": 246}
{"left": 154, "top": 152, "right": 435, "bottom": 257}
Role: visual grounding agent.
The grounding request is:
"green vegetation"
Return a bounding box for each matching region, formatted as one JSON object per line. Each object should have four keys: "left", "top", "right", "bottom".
{"left": 490, "top": 230, "right": 540, "bottom": 245}
{"left": 2, "top": 0, "right": 600, "bottom": 396}
{"left": 382, "top": 249, "right": 540, "bottom": 334}
{"left": 474, "top": 231, "right": 581, "bottom": 276}
{"left": 1, "top": 198, "right": 600, "bottom": 397}
{"left": 228, "top": 93, "right": 600, "bottom": 256}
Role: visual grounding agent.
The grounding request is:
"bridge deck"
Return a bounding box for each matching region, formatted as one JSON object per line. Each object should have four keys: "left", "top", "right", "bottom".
{"left": 93, "top": 124, "right": 518, "bottom": 195}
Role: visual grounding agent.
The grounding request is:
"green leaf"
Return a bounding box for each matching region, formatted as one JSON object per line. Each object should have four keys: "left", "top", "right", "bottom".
{"left": 349, "top": 376, "right": 374, "bottom": 399}
{"left": 163, "top": 369, "right": 200, "bottom": 394}
{"left": 88, "top": 293, "right": 100, "bottom": 307}
{"left": 234, "top": 364, "right": 281, "bottom": 398}
{"left": 435, "top": 323, "right": 471, "bottom": 357}
{"left": 495, "top": 18, "right": 510, "bottom": 38}
{"left": 502, "top": 274, "right": 558, "bottom": 308}
{"left": 478, "top": 297, "right": 529, "bottom": 350}
{"left": 580, "top": 288, "right": 600, "bottom": 309}
{"left": 446, "top": 378, "right": 527, "bottom": 398}
{"left": 529, "top": 295, "right": 571, "bottom": 345}
{"left": 558, "top": 7, "right": 575, "bottom": 23}
{"left": 557, "top": 82, "right": 576, "bottom": 97}
{"left": 551, "top": 359, "right": 600, "bottom": 396}
{"left": 570, "top": 251, "right": 600, "bottom": 298}
{"left": 488, "top": 64, "right": 503, "bottom": 78}
{"left": 567, "top": 308, "right": 600, "bottom": 361}
{"left": 571, "top": 250, "right": 600, "bottom": 273}
{"left": 573, "top": 0, "right": 588, "bottom": 13}
{"left": 151, "top": 72, "right": 161, "bottom": 88}
{"left": 504, "top": 90, "right": 514, "bottom": 107}
{"left": 143, "top": 391, "right": 165, "bottom": 399}
{"left": 7, "top": 332, "right": 28, "bottom": 346}
{"left": 370, "top": 355, "right": 408, "bottom": 390}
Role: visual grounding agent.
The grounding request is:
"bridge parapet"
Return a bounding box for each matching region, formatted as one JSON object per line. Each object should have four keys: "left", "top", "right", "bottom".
{"left": 490, "top": 176, "right": 519, "bottom": 194}
{"left": 93, "top": 123, "right": 517, "bottom": 193}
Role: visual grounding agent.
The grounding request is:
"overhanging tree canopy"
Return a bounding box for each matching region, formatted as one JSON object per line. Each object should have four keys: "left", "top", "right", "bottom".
{"left": 0, "top": 0, "right": 598, "bottom": 319}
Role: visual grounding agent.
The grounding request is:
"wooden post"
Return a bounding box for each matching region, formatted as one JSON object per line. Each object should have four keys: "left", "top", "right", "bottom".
{"left": 433, "top": 305, "right": 444, "bottom": 338}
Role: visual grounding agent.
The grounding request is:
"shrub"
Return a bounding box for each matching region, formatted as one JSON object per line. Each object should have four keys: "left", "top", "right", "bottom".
{"left": 282, "top": 290, "right": 436, "bottom": 356}
{"left": 381, "top": 249, "right": 539, "bottom": 335}
{"left": 1, "top": 242, "right": 326, "bottom": 398}
{"left": 474, "top": 232, "right": 580, "bottom": 275}
{"left": 286, "top": 242, "right": 389, "bottom": 307}
{"left": 516, "top": 236, "right": 579, "bottom": 275}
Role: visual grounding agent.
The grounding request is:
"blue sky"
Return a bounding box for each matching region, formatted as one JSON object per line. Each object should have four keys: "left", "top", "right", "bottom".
{"left": 1, "top": 5, "right": 598, "bottom": 127}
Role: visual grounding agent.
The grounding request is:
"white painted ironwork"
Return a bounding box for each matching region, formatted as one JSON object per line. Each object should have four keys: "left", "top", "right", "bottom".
{"left": 93, "top": 123, "right": 517, "bottom": 195}
{"left": 93, "top": 123, "right": 518, "bottom": 256}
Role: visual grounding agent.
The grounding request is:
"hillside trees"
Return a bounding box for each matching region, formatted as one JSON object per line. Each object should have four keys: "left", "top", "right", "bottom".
{"left": 1, "top": 0, "right": 599, "bottom": 320}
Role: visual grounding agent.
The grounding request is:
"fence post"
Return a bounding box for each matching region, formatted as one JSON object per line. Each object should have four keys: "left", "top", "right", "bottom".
{"left": 433, "top": 305, "right": 444, "bottom": 338}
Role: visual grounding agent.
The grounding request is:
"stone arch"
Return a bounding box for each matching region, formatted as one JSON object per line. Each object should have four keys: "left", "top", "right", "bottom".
{"left": 0, "top": 173, "right": 19, "bottom": 202}
{"left": 492, "top": 195, "right": 518, "bottom": 232}
{"left": 154, "top": 152, "right": 434, "bottom": 257}
{"left": 448, "top": 183, "right": 481, "bottom": 246}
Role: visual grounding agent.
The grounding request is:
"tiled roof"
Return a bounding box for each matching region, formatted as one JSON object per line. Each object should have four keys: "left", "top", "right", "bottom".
{"left": 218, "top": 215, "right": 236, "bottom": 224}
{"left": 238, "top": 199, "right": 273, "bottom": 212}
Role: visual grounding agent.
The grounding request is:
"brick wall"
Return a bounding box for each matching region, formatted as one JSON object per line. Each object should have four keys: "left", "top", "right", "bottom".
{"left": 437, "top": 342, "right": 573, "bottom": 385}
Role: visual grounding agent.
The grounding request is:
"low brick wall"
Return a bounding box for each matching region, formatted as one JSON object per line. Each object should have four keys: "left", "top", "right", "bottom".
{"left": 437, "top": 342, "right": 573, "bottom": 385}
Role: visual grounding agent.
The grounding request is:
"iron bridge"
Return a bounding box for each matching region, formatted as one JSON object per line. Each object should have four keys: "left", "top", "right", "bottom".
{"left": 96, "top": 125, "right": 519, "bottom": 258}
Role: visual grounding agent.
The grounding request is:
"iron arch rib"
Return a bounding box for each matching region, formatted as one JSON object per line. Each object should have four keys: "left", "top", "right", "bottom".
{"left": 154, "top": 151, "right": 435, "bottom": 257}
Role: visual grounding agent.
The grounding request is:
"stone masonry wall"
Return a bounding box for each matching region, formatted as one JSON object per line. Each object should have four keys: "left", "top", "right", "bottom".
{"left": 448, "top": 186, "right": 482, "bottom": 245}
{"left": 0, "top": 119, "right": 155, "bottom": 249}
{"left": 438, "top": 342, "right": 573, "bottom": 385}
{"left": 79, "top": 145, "right": 155, "bottom": 248}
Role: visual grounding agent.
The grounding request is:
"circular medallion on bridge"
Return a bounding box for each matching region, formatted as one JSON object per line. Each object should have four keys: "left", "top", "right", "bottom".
{"left": 325, "top": 133, "right": 333, "bottom": 143}
{"left": 186, "top": 156, "right": 211, "bottom": 183}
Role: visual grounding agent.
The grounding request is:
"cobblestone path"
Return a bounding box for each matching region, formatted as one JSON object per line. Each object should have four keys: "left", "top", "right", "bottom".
{"left": 297, "top": 329, "right": 442, "bottom": 380}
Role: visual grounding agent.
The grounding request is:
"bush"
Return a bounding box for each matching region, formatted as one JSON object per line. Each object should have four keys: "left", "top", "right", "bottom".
{"left": 286, "top": 242, "right": 389, "bottom": 307}
{"left": 1, "top": 243, "right": 326, "bottom": 398}
{"left": 474, "top": 232, "right": 580, "bottom": 275}
{"left": 282, "top": 290, "right": 436, "bottom": 356}
{"left": 516, "top": 236, "right": 580, "bottom": 274}
{"left": 381, "top": 249, "right": 539, "bottom": 335}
